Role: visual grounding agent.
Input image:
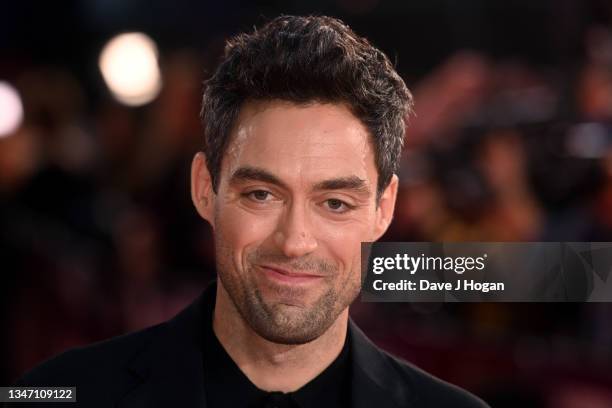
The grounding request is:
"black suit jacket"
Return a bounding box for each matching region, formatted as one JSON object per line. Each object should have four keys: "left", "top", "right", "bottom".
{"left": 10, "top": 283, "right": 489, "bottom": 407}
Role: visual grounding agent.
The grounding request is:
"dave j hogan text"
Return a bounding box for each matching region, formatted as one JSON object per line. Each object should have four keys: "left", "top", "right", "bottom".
{"left": 372, "top": 279, "right": 505, "bottom": 293}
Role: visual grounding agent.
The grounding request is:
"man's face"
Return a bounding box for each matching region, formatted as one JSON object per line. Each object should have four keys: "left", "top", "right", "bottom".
{"left": 192, "top": 100, "right": 397, "bottom": 344}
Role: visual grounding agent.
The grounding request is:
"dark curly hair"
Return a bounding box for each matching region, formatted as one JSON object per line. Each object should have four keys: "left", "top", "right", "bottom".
{"left": 200, "top": 15, "right": 413, "bottom": 200}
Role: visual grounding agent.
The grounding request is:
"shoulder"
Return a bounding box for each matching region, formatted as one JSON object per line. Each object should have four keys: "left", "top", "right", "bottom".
{"left": 380, "top": 349, "right": 490, "bottom": 408}
{"left": 15, "top": 322, "right": 166, "bottom": 390}
{"left": 349, "top": 320, "right": 490, "bottom": 407}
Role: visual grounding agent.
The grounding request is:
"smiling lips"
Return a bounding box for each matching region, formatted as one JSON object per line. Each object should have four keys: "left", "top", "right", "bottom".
{"left": 259, "top": 264, "right": 324, "bottom": 285}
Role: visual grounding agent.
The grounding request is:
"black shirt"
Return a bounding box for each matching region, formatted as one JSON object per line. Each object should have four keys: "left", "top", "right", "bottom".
{"left": 201, "top": 311, "right": 351, "bottom": 408}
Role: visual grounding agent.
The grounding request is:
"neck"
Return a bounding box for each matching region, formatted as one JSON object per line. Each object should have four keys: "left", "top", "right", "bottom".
{"left": 212, "top": 282, "right": 348, "bottom": 392}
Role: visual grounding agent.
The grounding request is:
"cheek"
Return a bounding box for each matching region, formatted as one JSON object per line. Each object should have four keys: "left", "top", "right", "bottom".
{"left": 313, "top": 213, "right": 375, "bottom": 275}
{"left": 215, "top": 203, "right": 279, "bottom": 258}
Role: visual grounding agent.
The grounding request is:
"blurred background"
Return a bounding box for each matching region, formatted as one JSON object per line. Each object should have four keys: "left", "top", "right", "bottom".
{"left": 2, "top": 0, "right": 612, "bottom": 406}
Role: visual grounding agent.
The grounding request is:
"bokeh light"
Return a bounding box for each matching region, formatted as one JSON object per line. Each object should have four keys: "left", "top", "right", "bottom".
{"left": 0, "top": 81, "right": 24, "bottom": 138}
{"left": 98, "top": 32, "right": 162, "bottom": 106}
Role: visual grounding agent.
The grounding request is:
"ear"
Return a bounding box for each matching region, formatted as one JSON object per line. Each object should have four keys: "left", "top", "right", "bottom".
{"left": 372, "top": 174, "right": 399, "bottom": 241}
{"left": 191, "top": 152, "right": 215, "bottom": 228}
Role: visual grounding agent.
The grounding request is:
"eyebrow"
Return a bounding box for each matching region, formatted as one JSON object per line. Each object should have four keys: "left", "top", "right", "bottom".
{"left": 229, "top": 166, "right": 289, "bottom": 189}
{"left": 313, "top": 176, "right": 371, "bottom": 196}
{"left": 229, "top": 166, "right": 372, "bottom": 196}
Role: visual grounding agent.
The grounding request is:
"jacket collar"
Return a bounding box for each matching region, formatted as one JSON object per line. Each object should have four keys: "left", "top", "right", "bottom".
{"left": 119, "top": 281, "right": 414, "bottom": 408}
{"left": 349, "top": 320, "right": 417, "bottom": 408}
{"left": 118, "top": 290, "right": 208, "bottom": 408}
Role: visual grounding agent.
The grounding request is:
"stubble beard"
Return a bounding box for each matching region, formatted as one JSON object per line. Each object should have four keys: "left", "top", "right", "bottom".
{"left": 215, "top": 245, "right": 361, "bottom": 345}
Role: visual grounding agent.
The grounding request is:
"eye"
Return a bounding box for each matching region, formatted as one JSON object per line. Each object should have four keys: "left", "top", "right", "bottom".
{"left": 246, "top": 190, "right": 272, "bottom": 201}
{"left": 324, "top": 198, "right": 353, "bottom": 213}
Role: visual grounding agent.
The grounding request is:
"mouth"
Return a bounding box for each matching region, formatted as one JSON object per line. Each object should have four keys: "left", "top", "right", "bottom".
{"left": 258, "top": 264, "right": 324, "bottom": 285}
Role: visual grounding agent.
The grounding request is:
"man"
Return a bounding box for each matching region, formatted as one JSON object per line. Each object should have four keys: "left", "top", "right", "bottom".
{"left": 11, "top": 15, "right": 489, "bottom": 407}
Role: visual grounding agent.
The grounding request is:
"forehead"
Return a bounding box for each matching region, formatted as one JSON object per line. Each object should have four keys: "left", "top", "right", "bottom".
{"left": 222, "top": 100, "right": 377, "bottom": 187}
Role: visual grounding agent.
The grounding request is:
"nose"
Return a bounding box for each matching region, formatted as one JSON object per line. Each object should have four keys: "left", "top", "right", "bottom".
{"left": 274, "top": 202, "right": 318, "bottom": 258}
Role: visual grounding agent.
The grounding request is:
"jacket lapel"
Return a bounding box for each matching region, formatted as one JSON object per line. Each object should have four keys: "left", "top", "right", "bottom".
{"left": 117, "top": 289, "right": 212, "bottom": 408}
{"left": 349, "top": 320, "right": 417, "bottom": 408}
